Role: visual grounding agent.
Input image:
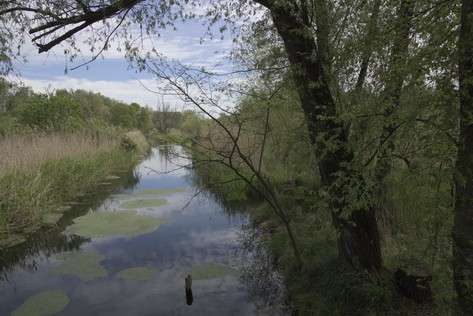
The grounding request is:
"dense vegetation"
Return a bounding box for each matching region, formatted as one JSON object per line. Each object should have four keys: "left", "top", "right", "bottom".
{"left": 0, "top": 79, "right": 152, "bottom": 135}
{"left": 0, "top": 78, "right": 203, "bottom": 248}
{"left": 190, "top": 79, "right": 455, "bottom": 314}
{"left": 1, "top": 0, "right": 473, "bottom": 315}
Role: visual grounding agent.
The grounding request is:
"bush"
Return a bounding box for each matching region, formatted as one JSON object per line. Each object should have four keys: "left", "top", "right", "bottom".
{"left": 120, "top": 130, "right": 150, "bottom": 154}
{"left": 15, "top": 94, "right": 83, "bottom": 131}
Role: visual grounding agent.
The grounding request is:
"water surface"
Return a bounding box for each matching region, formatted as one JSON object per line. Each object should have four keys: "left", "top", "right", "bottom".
{"left": 0, "top": 146, "right": 286, "bottom": 315}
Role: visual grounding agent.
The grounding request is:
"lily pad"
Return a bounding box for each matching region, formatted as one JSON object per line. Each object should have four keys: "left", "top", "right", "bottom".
{"left": 68, "top": 210, "right": 163, "bottom": 238}
{"left": 119, "top": 199, "right": 168, "bottom": 209}
{"left": 12, "top": 290, "right": 69, "bottom": 316}
{"left": 191, "top": 263, "right": 238, "bottom": 280}
{"left": 51, "top": 251, "right": 107, "bottom": 281}
{"left": 116, "top": 267, "right": 155, "bottom": 281}
{"left": 136, "top": 188, "right": 185, "bottom": 196}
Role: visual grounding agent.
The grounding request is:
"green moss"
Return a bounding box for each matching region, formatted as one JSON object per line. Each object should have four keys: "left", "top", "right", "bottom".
{"left": 12, "top": 290, "right": 69, "bottom": 316}
{"left": 51, "top": 251, "right": 107, "bottom": 281}
{"left": 191, "top": 263, "right": 238, "bottom": 280}
{"left": 136, "top": 188, "right": 185, "bottom": 196}
{"left": 116, "top": 267, "right": 155, "bottom": 281}
{"left": 119, "top": 199, "right": 168, "bottom": 209}
{"left": 68, "top": 210, "right": 163, "bottom": 238}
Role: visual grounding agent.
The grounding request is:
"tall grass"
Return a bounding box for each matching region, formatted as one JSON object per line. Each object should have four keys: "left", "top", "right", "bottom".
{"left": 0, "top": 133, "right": 116, "bottom": 174}
{"left": 0, "top": 133, "right": 137, "bottom": 247}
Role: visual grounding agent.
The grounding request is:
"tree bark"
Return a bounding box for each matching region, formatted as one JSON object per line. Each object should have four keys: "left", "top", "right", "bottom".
{"left": 454, "top": 0, "right": 473, "bottom": 313}
{"left": 258, "top": 0, "right": 383, "bottom": 272}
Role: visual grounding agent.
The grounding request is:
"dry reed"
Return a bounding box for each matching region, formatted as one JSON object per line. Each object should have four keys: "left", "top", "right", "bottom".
{"left": 0, "top": 133, "right": 117, "bottom": 175}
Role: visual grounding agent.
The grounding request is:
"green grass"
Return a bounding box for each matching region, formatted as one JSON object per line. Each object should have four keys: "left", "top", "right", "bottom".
{"left": 68, "top": 210, "right": 163, "bottom": 238}
{"left": 12, "top": 290, "right": 69, "bottom": 316}
{"left": 0, "top": 147, "right": 139, "bottom": 248}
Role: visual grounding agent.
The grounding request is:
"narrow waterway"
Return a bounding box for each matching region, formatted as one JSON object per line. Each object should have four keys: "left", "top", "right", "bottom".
{"left": 0, "top": 146, "right": 287, "bottom": 315}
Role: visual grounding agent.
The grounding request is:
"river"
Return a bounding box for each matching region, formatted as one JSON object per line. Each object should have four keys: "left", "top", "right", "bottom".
{"left": 0, "top": 146, "right": 287, "bottom": 315}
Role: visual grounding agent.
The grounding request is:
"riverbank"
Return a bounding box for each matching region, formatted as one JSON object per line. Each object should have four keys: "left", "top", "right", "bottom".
{"left": 0, "top": 131, "right": 149, "bottom": 249}
{"left": 190, "top": 147, "right": 453, "bottom": 315}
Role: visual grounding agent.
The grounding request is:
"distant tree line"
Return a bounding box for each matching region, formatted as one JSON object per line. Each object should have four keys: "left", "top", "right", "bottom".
{"left": 0, "top": 78, "right": 203, "bottom": 137}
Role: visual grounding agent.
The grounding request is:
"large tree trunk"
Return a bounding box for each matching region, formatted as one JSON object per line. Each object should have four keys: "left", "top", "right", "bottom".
{"left": 454, "top": 0, "right": 473, "bottom": 313}
{"left": 259, "top": 0, "right": 383, "bottom": 272}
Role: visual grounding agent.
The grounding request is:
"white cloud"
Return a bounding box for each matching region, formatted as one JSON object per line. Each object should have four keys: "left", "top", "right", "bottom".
{"left": 18, "top": 24, "right": 234, "bottom": 71}
{"left": 12, "top": 17, "right": 240, "bottom": 113}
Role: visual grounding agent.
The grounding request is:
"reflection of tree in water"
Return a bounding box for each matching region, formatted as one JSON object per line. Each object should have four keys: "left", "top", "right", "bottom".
{"left": 157, "top": 145, "right": 288, "bottom": 311}
{"left": 156, "top": 144, "right": 189, "bottom": 176}
{"left": 238, "top": 224, "right": 291, "bottom": 313}
{"left": 122, "top": 169, "right": 140, "bottom": 190}
{"left": 188, "top": 157, "right": 252, "bottom": 219}
{"left": 0, "top": 232, "right": 88, "bottom": 281}
{"left": 0, "top": 168, "right": 139, "bottom": 280}
{"left": 157, "top": 145, "right": 172, "bottom": 163}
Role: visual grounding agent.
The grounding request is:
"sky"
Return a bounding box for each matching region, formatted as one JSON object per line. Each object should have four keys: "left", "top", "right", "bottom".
{"left": 10, "top": 16, "right": 238, "bottom": 111}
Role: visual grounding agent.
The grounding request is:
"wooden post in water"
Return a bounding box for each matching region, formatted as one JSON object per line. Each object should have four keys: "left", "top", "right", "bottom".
{"left": 185, "top": 274, "right": 193, "bottom": 306}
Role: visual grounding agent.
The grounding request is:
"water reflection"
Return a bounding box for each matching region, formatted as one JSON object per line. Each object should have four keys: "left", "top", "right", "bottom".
{"left": 0, "top": 168, "right": 139, "bottom": 279}
{"left": 0, "top": 146, "right": 288, "bottom": 315}
{"left": 238, "top": 224, "right": 290, "bottom": 312}
{"left": 188, "top": 148, "right": 290, "bottom": 313}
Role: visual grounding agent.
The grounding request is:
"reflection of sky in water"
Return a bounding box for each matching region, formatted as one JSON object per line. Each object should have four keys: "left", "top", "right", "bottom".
{"left": 135, "top": 146, "right": 190, "bottom": 178}
{"left": 0, "top": 146, "right": 286, "bottom": 315}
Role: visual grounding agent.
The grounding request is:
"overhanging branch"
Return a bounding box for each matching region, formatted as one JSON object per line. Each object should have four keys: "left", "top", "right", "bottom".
{"left": 11, "top": 0, "right": 143, "bottom": 53}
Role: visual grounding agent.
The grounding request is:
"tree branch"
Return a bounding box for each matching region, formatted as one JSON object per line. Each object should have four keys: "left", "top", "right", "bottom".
{"left": 24, "top": 0, "right": 141, "bottom": 53}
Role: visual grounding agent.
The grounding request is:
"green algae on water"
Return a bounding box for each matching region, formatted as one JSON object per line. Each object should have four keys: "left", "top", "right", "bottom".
{"left": 119, "top": 198, "right": 168, "bottom": 209}
{"left": 191, "top": 263, "right": 238, "bottom": 280}
{"left": 51, "top": 251, "right": 107, "bottom": 281}
{"left": 136, "top": 188, "right": 185, "bottom": 196}
{"left": 68, "top": 210, "right": 163, "bottom": 238}
{"left": 12, "top": 290, "right": 69, "bottom": 316}
{"left": 116, "top": 267, "right": 155, "bottom": 281}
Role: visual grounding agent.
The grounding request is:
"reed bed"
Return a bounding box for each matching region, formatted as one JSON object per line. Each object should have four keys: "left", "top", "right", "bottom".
{"left": 0, "top": 133, "right": 117, "bottom": 175}
{"left": 0, "top": 132, "right": 136, "bottom": 247}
